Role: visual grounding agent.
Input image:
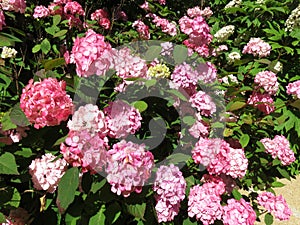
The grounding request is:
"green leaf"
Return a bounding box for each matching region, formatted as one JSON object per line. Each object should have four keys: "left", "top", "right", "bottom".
{"left": 145, "top": 79, "right": 157, "bottom": 88}
{"left": 41, "top": 38, "right": 51, "bottom": 54}
{"left": 239, "top": 134, "right": 250, "bottom": 148}
{"left": 271, "top": 181, "right": 285, "bottom": 188}
{"left": 9, "top": 103, "right": 30, "bottom": 127}
{"left": 53, "top": 15, "right": 62, "bottom": 26}
{"left": 277, "top": 167, "right": 290, "bottom": 180}
{"left": 53, "top": 30, "right": 68, "bottom": 38}
{"left": 43, "top": 58, "right": 65, "bottom": 70}
{"left": 126, "top": 203, "right": 146, "bottom": 220}
{"left": 166, "top": 89, "right": 187, "bottom": 101}
{"left": 144, "top": 46, "right": 162, "bottom": 61}
{"left": 228, "top": 101, "right": 246, "bottom": 111}
{"left": 90, "top": 179, "right": 106, "bottom": 194}
{"left": 264, "top": 213, "right": 274, "bottom": 225}
{"left": 166, "top": 153, "right": 190, "bottom": 164}
{"left": 182, "top": 116, "right": 196, "bottom": 125}
{"left": 7, "top": 188, "right": 20, "bottom": 207}
{"left": 232, "top": 189, "right": 242, "bottom": 200}
{"left": 173, "top": 45, "right": 188, "bottom": 64}
{"left": 0, "top": 152, "right": 19, "bottom": 175}
{"left": 183, "top": 218, "right": 197, "bottom": 225}
{"left": 14, "top": 147, "right": 32, "bottom": 158}
{"left": 53, "top": 135, "right": 68, "bottom": 146}
{"left": 1, "top": 111, "right": 17, "bottom": 131}
{"left": 32, "top": 44, "right": 41, "bottom": 53}
{"left": 89, "top": 205, "right": 106, "bottom": 225}
{"left": 57, "top": 167, "right": 79, "bottom": 214}
{"left": 0, "top": 212, "right": 5, "bottom": 223}
{"left": 133, "top": 101, "right": 148, "bottom": 113}
{"left": 105, "top": 203, "right": 122, "bottom": 224}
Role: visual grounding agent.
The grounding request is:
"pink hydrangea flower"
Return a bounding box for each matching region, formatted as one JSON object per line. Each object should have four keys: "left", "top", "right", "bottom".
{"left": 0, "top": 10, "right": 5, "bottom": 30}
{"left": 189, "top": 113, "right": 209, "bottom": 138}
{"left": 189, "top": 91, "right": 216, "bottom": 116}
{"left": 153, "top": 164, "right": 186, "bottom": 223}
{"left": 147, "top": 13, "right": 177, "bottom": 36}
{"left": 242, "top": 37, "right": 271, "bottom": 58}
{"left": 64, "top": 1, "right": 84, "bottom": 15}
{"left": 187, "top": 6, "right": 213, "bottom": 18}
{"left": 60, "top": 130, "right": 108, "bottom": 173}
{"left": 91, "top": 9, "right": 110, "bottom": 29}
{"left": 48, "top": 2, "right": 63, "bottom": 15}
{"left": 222, "top": 198, "right": 256, "bottom": 225}
{"left": 188, "top": 184, "right": 223, "bottom": 225}
{"left": 247, "top": 92, "right": 275, "bottom": 115}
{"left": 132, "top": 19, "right": 150, "bottom": 39}
{"left": 257, "top": 192, "right": 292, "bottom": 221}
{"left": 254, "top": 71, "right": 279, "bottom": 95}
{"left": 201, "top": 174, "right": 226, "bottom": 196}
{"left": 29, "top": 153, "right": 68, "bottom": 193}
{"left": 0, "top": 124, "right": 29, "bottom": 145}
{"left": 195, "top": 62, "right": 218, "bottom": 83}
{"left": 105, "top": 140, "right": 154, "bottom": 197}
{"left": 171, "top": 62, "right": 198, "bottom": 91}
{"left": 104, "top": 100, "right": 142, "bottom": 138}
{"left": 0, "top": 0, "right": 26, "bottom": 13}
{"left": 286, "top": 80, "right": 300, "bottom": 99}
{"left": 260, "top": 135, "right": 295, "bottom": 166}
{"left": 20, "top": 78, "right": 73, "bottom": 129}
{"left": 33, "top": 5, "right": 50, "bottom": 18}
{"left": 68, "top": 29, "right": 112, "bottom": 77}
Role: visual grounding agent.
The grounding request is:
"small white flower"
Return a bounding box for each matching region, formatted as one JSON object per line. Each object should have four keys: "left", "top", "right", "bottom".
{"left": 214, "top": 25, "right": 235, "bottom": 42}
{"left": 225, "top": 0, "right": 242, "bottom": 9}
{"left": 1, "top": 46, "right": 17, "bottom": 59}
{"left": 228, "top": 51, "right": 241, "bottom": 63}
{"left": 273, "top": 61, "right": 283, "bottom": 73}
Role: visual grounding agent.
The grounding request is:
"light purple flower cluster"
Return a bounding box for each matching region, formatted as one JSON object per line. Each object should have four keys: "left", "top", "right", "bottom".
{"left": 29, "top": 153, "right": 68, "bottom": 193}
{"left": 247, "top": 92, "right": 275, "bottom": 115}
{"left": 286, "top": 80, "right": 300, "bottom": 99}
{"left": 242, "top": 37, "right": 271, "bottom": 58}
{"left": 257, "top": 192, "right": 292, "bottom": 221}
{"left": 222, "top": 198, "right": 256, "bottom": 225}
{"left": 189, "top": 91, "right": 216, "bottom": 116}
{"left": 106, "top": 140, "right": 154, "bottom": 197}
{"left": 153, "top": 164, "right": 186, "bottom": 223}
{"left": 254, "top": 71, "right": 279, "bottom": 95}
{"left": 260, "top": 135, "right": 295, "bottom": 166}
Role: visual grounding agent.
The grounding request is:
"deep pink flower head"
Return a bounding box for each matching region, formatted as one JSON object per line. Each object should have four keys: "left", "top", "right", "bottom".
{"left": 188, "top": 184, "right": 222, "bottom": 225}
{"left": 91, "top": 9, "right": 110, "bottom": 29}
{"left": 105, "top": 140, "right": 154, "bottom": 197}
{"left": 1, "top": 0, "right": 26, "bottom": 13}
{"left": 29, "top": 153, "right": 68, "bottom": 193}
{"left": 153, "top": 164, "right": 186, "bottom": 223}
{"left": 257, "top": 192, "right": 292, "bottom": 221}
{"left": 247, "top": 92, "right": 275, "bottom": 115}
{"left": 33, "top": 5, "right": 50, "bottom": 18}
{"left": 64, "top": 1, "right": 84, "bottom": 15}
{"left": 147, "top": 13, "right": 177, "bottom": 36}
{"left": 242, "top": 37, "right": 271, "bottom": 58}
{"left": 132, "top": 19, "right": 150, "bottom": 40}
{"left": 68, "top": 29, "right": 112, "bottom": 77}
{"left": 260, "top": 135, "right": 295, "bottom": 166}
{"left": 254, "top": 71, "right": 279, "bottom": 95}
{"left": 222, "top": 198, "right": 256, "bottom": 225}
{"left": 48, "top": 2, "right": 63, "bottom": 15}
{"left": 104, "top": 100, "right": 142, "bottom": 138}
{"left": 195, "top": 62, "right": 217, "bottom": 83}
{"left": 0, "top": 10, "right": 5, "bottom": 30}
{"left": 286, "top": 80, "right": 300, "bottom": 99}
{"left": 60, "top": 130, "right": 108, "bottom": 173}
{"left": 189, "top": 91, "right": 216, "bottom": 116}
{"left": 20, "top": 78, "right": 73, "bottom": 129}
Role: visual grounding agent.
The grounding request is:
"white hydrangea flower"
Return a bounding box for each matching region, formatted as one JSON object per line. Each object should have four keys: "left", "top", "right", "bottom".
{"left": 228, "top": 51, "right": 241, "bottom": 63}
{"left": 214, "top": 25, "right": 235, "bottom": 42}
{"left": 224, "top": 0, "right": 242, "bottom": 9}
{"left": 273, "top": 61, "right": 283, "bottom": 73}
{"left": 285, "top": 4, "right": 300, "bottom": 32}
{"left": 1, "top": 46, "right": 17, "bottom": 58}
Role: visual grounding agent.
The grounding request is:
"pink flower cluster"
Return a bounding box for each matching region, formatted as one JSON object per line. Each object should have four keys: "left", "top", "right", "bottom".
{"left": 254, "top": 71, "right": 279, "bottom": 95}
{"left": 189, "top": 91, "right": 216, "bottom": 116}
{"left": 105, "top": 140, "right": 154, "bottom": 197}
{"left": 171, "top": 62, "right": 198, "bottom": 92}
{"left": 153, "top": 164, "right": 186, "bottom": 223}
{"left": 260, "top": 135, "right": 295, "bottom": 166}
{"left": 222, "top": 198, "right": 256, "bottom": 225}
{"left": 195, "top": 62, "right": 218, "bottom": 83}
{"left": 33, "top": 6, "right": 50, "bottom": 18}
{"left": 91, "top": 9, "right": 110, "bottom": 29}
{"left": 67, "top": 29, "right": 112, "bottom": 77}
{"left": 179, "top": 15, "right": 212, "bottom": 57}
{"left": 29, "top": 153, "right": 68, "bottom": 193}
{"left": 0, "top": 10, "right": 5, "bottom": 30}
{"left": 20, "top": 78, "right": 73, "bottom": 129}
{"left": 242, "top": 37, "right": 271, "bottom": 58}
{"left": 187, "top": 6, "right": 213, "bottom": 18}
{"left": 189, "top": 113, "right": 209, "bottom": 138}
{"left": 147, "top": 13, "right": 177, "bottom": 36}
{"left": 0, "top": 124, "right": 28, "bottom": 145}
{"left": 192, "top": 138, "right": 248, "bottom": 178}
{"left": 132, "top": 19, "right": 150, "bottom": 39}
{"left": 104, "top": 100, "right": 142, "bottom": 138}
{"left": 0, "top": 0, "right": 26, "bottom": 13}
{"left": 257, "top": 192, "right": 292, "bottom": 221}
{"left": 247, "top": 92, "right": 275, "bottom": 115}
{"left": 286, "top": 80, "right": 300, "bottom": 99}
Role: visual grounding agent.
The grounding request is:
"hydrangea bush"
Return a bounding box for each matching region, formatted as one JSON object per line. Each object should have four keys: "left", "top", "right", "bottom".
{"left": 0, "top": 0, "right": 300, "bottom": 225}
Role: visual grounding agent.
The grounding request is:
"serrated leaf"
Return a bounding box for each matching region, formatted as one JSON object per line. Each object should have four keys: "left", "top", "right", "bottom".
{"left": 239, "top": 134, "right": 250, "bottom": 148}
{"left": 264, "top": 213, "right": 274, "bottom": 225}
{"left": 232, "top": 189, "right": 242, "bottom": 200}
{"left": 56, "top": 167, "right": 79, "bottom": 214}
{"left": 89, "top": 205, "right": 106, "bottom": 225}
{"left": 144, "top": 46, "right": 162, "bottom": 61}
{"left": 0, "top": 152, "right": 19, "bottom": 175}
{"left": 173, "top": 45, "right": 188, "bottom": 64}
{"left": 43, "top": 58, "right": 65, "bottom": 70}
{"left": 126, "top": 203, "right": 146, "bottom": 220}
{"left": 133, "top": 101, "right": 148, "bottom": 113}
{"left": 228, "top": 101, "right": 246, "bottom": 111}
{"left": 41, "top": 38, "right": 51, "bottom": 54}
{"left": 32, "top": 44, "right": 41, "bottom": 53}
{"left": 53, "top": 30, "right": 68, "bottom": 38}
{"left": 10, "top": 103, "right": 30, "bottom": 127}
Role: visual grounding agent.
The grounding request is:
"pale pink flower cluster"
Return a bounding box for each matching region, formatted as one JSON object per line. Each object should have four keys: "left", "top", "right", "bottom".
{"left": 29, "top": 153, "right": 68, "bottom": 193}
{"left": 0, "top": 0, "right": 26, "bottom": 13}
{"left": 222, "top": 198, "right": 256, "bottom": 225}
{"left": 147, "top": 13, "right": 177, "bottom": 36}
{"left": 160, "top": 42, "right": 173, "bottom": 56}
{"left": 187, "top": 6, "right": 213, "bottom": 18}
{"left": 104, "top": 100, "right": 142, "bottom": 138}
{"left": 188, "top": 184, "right": 223, "bottom": 225}
{"left": 286, "top": 80, "right": 300, "bottom": 99}
{"left": 20, "top": 78, "right": 73, "bottom": 129}
{"left": 0, "top": 124, "right": 28, "bottom": 145}
{"left": 153, "top": 164, "right": 186, "bottom": 223}
{"left": 195, "top": 62, "right": 218, "bottom": 83}
{"left": 189, "top": 113, "right": 209, "bottom": 138}
{"left": 260, "top": 135, "right": 295, "bottom": 166}
{"left": 189, "top": 91, "right": 216, "bottom": 116}
{"left": 179, "top": 15, "right": 212, "bottom": 57}
{"left": 91, "top": 9, "right": 110, "bottom": 29}
{"left": 242, "top": 38, "right": 271, "bottom": 58}
{"left": 106, "top": 140, "right": 154, "bottom": 197}
{"left": 192, "top": 138, "right": 248, "bottom": 178}
{"left": 257, "top": 192, "right": 292, "bottom": 221}
{"left": 247, "top": 92, "right": 275, "bottom": 115}
{"left": 132, "top": 19, "right": 150, "bottom": 39}
{"left": 254, "top": 71, "right": 279, "bottom": 95}
{"left": 0, "top": 10, "right": 5, "bottom": 30}
{"left": 171, "top": 62, "right": 198, "bottom": 91}
{"left": 67, "top": 29, "right": 112, "bottom": 77}
{"left": 33, "top": 5, "right": 50, "bottom": 18}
